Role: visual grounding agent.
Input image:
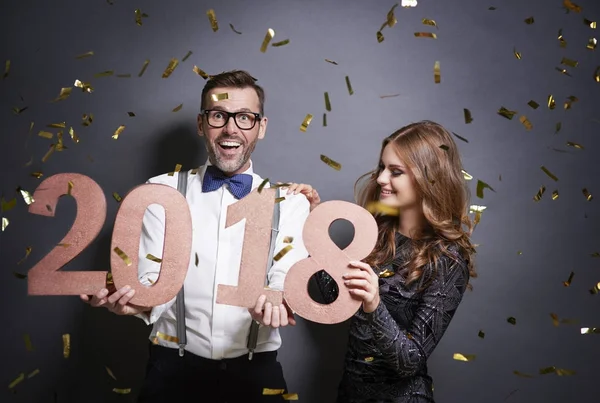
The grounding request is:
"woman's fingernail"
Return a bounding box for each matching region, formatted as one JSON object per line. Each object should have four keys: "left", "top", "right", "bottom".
{"left": 127, "top": 290, "right": 135, "bottom": 297}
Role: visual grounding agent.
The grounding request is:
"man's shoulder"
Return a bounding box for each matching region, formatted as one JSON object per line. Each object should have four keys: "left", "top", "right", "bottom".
{"left": 146, "top": 169, "right": 199, "bottom": 186}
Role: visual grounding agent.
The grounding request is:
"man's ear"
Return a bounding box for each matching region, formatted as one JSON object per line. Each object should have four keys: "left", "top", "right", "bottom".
{"left": 197, "top": 114, "right": 204, "bottom": 137}
{"left": 258, "top": 117, "right": 268, "bottom": 140}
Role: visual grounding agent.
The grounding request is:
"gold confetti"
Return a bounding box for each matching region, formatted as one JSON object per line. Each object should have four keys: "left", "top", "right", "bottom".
{"left": 376, "top": 30, "right": 385, "bottom": 43}
{"left": 364, "top": 356, "right": 375, "bottom": 362}
{"left": 462, "top": 170, "right": 473, "bottom": 181}
{"left": 260, "top": 28, "right": 275, "bottom": 52}
{"left": 12, "top": 106, "right": 28, "bottom": 115}
{"left": 453, "top": 353, "right": 476, "bottom": 362}
{"left": 320, "top": 154, "right": 341, "bottom": 171}
{"left": 211, "top": 92, "right": 228, "bottom": 102}
{"left": 283, "top": 236, "right": 294, "bottom": 243}
{"left": 182, "top": 51, "right": 192, "bottom": 62}
{"left": 555, "top": 122, "right": 562, "bottom": 134}
{"left": 325, "top": 59, "right": 338, "bottom": 65}
{"left": 566, "top": 141, "right": 583, "bottom": 149}
{"left": 47, "top": 122, "right": 66, "bottom": 129}
{"left": 195, "top": 252, "right": 199, "bottom": 266}
{"left": 366, "top": 201, "right": 399, "bottom": 216}
{"left": 128, "top": 112, "right": 136, "bottom": 117}
{"left": 113, "top": 388, "right": 132, "bottom": 394}
{"left": 345, "top": 76, "right": 354, "bottom": 95}
{"left": 258, "top": 178, "right": 269, "bottom": 193}
{"left": 138, "top": 59, "right": 150, "bottom": 77}
{"left": 113, "top": 192, "right": 122, "bottom": 202}
{"left": 27, "top": 369, "right": 40, "bottom": 379}
{"left": 433, "top": 61, "right": 441, "bottom": 83}
{"left": 82, "top": 113, "right": 94, "bottom": 126}
{"left": 555, "top": 66, "right": 572, "bottom": 76}
{"left": 385, "top": 4, "right": 398, "bottom": 28}
{"left": 519, "top": 115, "right": 532, "bottom": 130}
{"left": 323, "top": 113, "right": 327, "bottom": 127}
{"left": 548, "top": 95, "right": 556, "bottom": 109}
{"left": 23, "top": 334, "right": 33, "bottom": 351}
{"left": 540, "top": 166, "right": 558, "bottom": 181}
{"left": 524, "top": 17, "right": 534, "bottom": 24}
{"left": 56, "top": 131, "right": 66, "bottom": 151}
{"left": 1, "top": 197, "right": 16, "bottom": 212}
{"left": 106, "top": 272, "right": 114, "bottom": 287}
{"left": 94, "top": 70, "right": 114, "bottom": 78}
{"left": 463, "top": 109, "right": 473, "bottom": 123}
{"left": 135, "top": 9, "right": 149, "bottom": 26}
{"left": 533, "top": 185, "right": 546, "bottom": 202}
{"left": 3, "top": 59, "right": 10, "bottom": 79}
{"left": 513, "top": 371, "right": 535, "bottom": 378}
{"left": 563, "top": 0, "right": 582, "bottom": 13}
{"left": 9, "top": 373, "right": 24, "bottom": 389}
{"left": 379, "top": 94, "right": 400, "bottom": 99}
{"left": 453, "top": 132, "right": 468, "bottom": 143}
{"left": 13, "top": 271, "right": 26, "bottom": 278}
{"left": 63, "top": 334, "right": 70, "bottom": 358}
{"left": 67, "top": 181, "right": 74, "bottom": 196}
{"left": 422, "top": 18, "right": 437, "bottom": 28}
{"left": 584, "top": 18, "right": 596, "bottom": 28}
{"left": 478, "top": 330, "right": 485, "bottom": 338}
{"left": 75, "top": 51, "right": 94, "bottom": 59}
{"left": 581, "top": 327, "right": 600, "bottom": 334}
{"left": 112, "top": 125, "right": 125, "bottom": 140}
{"left": 51, "top": 87, "right": 72, "bottom": 102}
{"left": 378, "top": 269, "right": 395, "bottom": 278}
{"left": 273, "top": 245, "right": 293, "bottom": 262}
{"left": 41, "top": 144, "right": 56, "bottom": 163}
{"left": 263, "top": 389, "right": 286, "bottom": 395}
{"left": 207, "top": 9, "right": 218, "bottom": 32}
{"left": 587, "top": 37, "right": 597, "bottom": 50}
{"left": 275, "top": 197, "right": 285, "bottom": 203}
{"left": 552, "top": 190, "right": 559, "bottom": 200}
{"left": 69, "top": 127, "right": 79, "bottom": 143}
{"left": 324, "top": 92, "right": 331, "bottom": 111}
{"left": 527, "top": 100, "right": 539, "bottom": 109}
{"left": 17, "top": 246, "right": 32, "bottom": 265}
{"left": 497, "top": 107, "right": 517, "bottom": 120}
{"left": 74, "top": 79, "right": 93, "bottom": 93}
{"left": 558, "top": 29, "right": 567, "bottom": 47}
{"left": 17, "top": 187, "right": 34, "bottom": 205}
{"left": 193, "top": 65, "right": 210, "bottom": 79}
{"left": 507, "top": 317, "right": 516, "bottom": 325}
{"left": 300, "top": 114, "right": 313, "bottom": 132}
{"left": 283, "top": 393, "right": 299, "bottom": 400}
{"left": 272, "top": 39, "right": 290, "bottom": 47}
{"left": 172, "top": 103, "right": 183, "bottom": 112}
{"left": 476, "top": 180, "right": 494, "bottom": 199}
{"left": 229, "top": 23, "right": 242, "bottom": 34}
{"left": 439, "top": 144, "right": 449, "bottom": 151}
{"left": 582, "top": 188, "right": 593, "bottom": 201}
{"left": 146, "top": 254, "right": 162, "bottom": 263}
{"left": 414, "top": 32, "right": 437, "bottom": 39}
{"left": 1, "top": 217, "right": 9, "bottom": 231}
{"left": 162, "top": 58, "right": 179, "bottom": 78}
{"left": 116, "top": 73, "right": 131, "bottom": 78}
{"left": 38, "top": 131, "right": 53, "bottom": 139}
{"left": 590, "top": 282, "right": 600, "bottom": 294}
{"left": 113, "top": 247, "right": 132, "bottom": 266}
{"left": 561, "top": 57, "right": 578, "bottom": 67}
{"left": 469, "top": 205, "right": 487, "bottom": 226}
{"left": 513, "top": 47, "right": 522, "bottom": 59}
{"left": 106, "top": 367, "right": 117, "bottom": 380}
{"left": 594, "top": 66, "right": 600, "bottom": 82}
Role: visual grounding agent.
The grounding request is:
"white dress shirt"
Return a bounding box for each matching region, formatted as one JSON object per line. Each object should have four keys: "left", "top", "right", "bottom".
{"left": 135, "top": 160, "right": 310, "bottom": 360}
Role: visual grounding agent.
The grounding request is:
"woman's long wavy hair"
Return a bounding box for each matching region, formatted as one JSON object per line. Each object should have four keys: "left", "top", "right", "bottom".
{"left": 355, "top": 121, "right": 477, "bottom": 288}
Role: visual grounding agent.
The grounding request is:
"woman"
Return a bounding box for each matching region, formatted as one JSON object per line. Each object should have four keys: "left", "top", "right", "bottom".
{"left": 287, "top": 120, "right": 476, "bottom": 402}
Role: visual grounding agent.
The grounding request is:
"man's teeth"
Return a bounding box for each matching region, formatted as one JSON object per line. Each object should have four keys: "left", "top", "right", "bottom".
{"left": 220, "top": 141, "right": 241, "bottom": 147}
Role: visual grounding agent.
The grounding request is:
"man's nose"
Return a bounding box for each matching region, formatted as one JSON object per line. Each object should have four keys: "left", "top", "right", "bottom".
{"left": 223, "top": 115, "right": 238, "bottom": 133}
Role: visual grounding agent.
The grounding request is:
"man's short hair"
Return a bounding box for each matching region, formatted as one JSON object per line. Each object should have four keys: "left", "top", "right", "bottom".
{"left": 200, "top": 70, "right": 265, "bottom": 115}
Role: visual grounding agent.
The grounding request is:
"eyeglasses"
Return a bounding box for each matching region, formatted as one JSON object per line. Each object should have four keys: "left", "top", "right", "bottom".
{"left": 201, "top": 110, "right": 262, "bottom": 130}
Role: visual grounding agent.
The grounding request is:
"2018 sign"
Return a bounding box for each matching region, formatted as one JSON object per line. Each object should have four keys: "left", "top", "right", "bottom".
{"left": 26, "top": 173, "right": 377, "bottom": 324}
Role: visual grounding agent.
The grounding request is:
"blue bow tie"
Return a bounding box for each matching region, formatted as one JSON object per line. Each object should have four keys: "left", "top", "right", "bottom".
{"left": 202, "top": 165, "right": 253, "bottom": 199}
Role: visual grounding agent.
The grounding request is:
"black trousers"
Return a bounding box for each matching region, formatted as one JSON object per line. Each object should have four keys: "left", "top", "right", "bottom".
{"left": 137, "top": 344, "right": 288, "bottom": 403}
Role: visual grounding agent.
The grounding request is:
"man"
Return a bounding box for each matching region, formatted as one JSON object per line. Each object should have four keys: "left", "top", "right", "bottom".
{"left": 81, "top": 70, "right": 310, "bottom": 402}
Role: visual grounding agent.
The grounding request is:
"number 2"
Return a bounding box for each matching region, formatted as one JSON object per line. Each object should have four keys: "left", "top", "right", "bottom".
{"left": 27, "top": 173, "right": 192, "bottom": 307}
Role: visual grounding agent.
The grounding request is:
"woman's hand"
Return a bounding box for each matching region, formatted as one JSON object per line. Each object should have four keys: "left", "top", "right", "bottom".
{"left": 282, "top": 183, "right": 321, "bottom": 211}
{"left": 343, "top": 261, "right": 381, "bottom": 313}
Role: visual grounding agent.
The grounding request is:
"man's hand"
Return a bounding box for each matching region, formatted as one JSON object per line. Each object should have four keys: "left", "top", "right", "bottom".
{"left": 248, "top": 295, "right": 296, "bottom": 328}
{"left": 80, "top": 286, "right": 149, "bottom": 316}
{"left": 279, "top": 182, "right": 321, "bottom": 211}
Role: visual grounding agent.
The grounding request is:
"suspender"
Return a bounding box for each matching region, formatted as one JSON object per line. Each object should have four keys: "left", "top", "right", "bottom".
{"left": 174, "top": 171, "right": 281, "bottom": 358}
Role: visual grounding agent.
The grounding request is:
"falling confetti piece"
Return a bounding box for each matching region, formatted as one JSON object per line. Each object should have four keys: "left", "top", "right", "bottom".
{"left": 155, "top": 331, "right": 179, "bottom": 343}
{"left": 513, "top": 371, "right": 535, "bottom": 378}
{"left": 272, "top": 39, "right": 290, "bottom": 47}
{"left": 207, "top": 9, "right": 218, "bottom": 32}
{"left": 564, "top": 95, "right": 578, "bottom": 110}
{"left": 497, "top": 107, "right": 517, "bottom": 120}
{"left": 324, "top": 92, "right": 332, "bottom": 111}
{"left": 9, "top": 373, "right": 24, "bottom": 389}
{"left": 283, "top": 393, "right": 299, "bottom": 400}
{"left": 134, "top": 9, "right": 149, "bottom": 26}
{"left": 182, "top": 51, "right": 192, "bottom": 62}
{"left": 402, "top": 0, "right": 418, "bottom": 6}
{"left": 211, "top": 93, "right": 228, "bottom": 102}
{"left": 587, "top": 37, "right": 597, "bottom": 50}
{"left": 300, "top": 114, "right": 313, "bottom": 132}
{"left": 195, "top": 252, "right": 199, "bottom": 266}
{"left": 162, "top": 58, "right": 179, "bottom": 78}
{"left": 453, "top": 132, "right": 469, "bottom": 143}
{"left": 113, "top": 247, "right": 132, "bottom": 266}
{"left": 172, "top": 103, "right": 183, "bottom": 112}
{"left": 273, "top": 245, "right": 293, "bottom": 262}
{"left": 563, "top": 271, "right": 575, "bottom": 286}
{"left": 112, "top": 125, "right": 125, "bottom": 140}
{"left": 257, "top": 178, "right": 269, "bottom": 193}
{"left": 2, "top": 217, "right": 9, "bottom": 231}
{"left": 3, "top": 60, "right": 10, "bottom": 79}
{"left": 63, "top": 334, "right": 70, "bottom": 358}
{"left": 51, "top": 87, "right": 72, "bottom": 102}
{"left": 17, "top": 246, "right": 32, "bottom": 265}
{"left": 552, "top": 190, "right": 559, "bottom": 200}
{"left": 566, "top": 141, "right": 583, "bottom": 149}
{"left": 584, "top": 18, "right": 597, "bottom": 28}
{"left": 345, "top": 76, "right": 354, "bottom": 95}
{"left": 47, "top": 122, "right": 66, "bottom": 129}
{"left": 533, "top": 185, "right": 546, "bottom": 202}
{"left": 283, "top": 236, "right": 294, "bottom": 243}
{"left": 325, "top": 59, "right": 338, "bottom": 65}
{"left": 581, "top": 327, "right": 600, "bottom": 334}
{"left": 75, "top": 51, "right": 94, "bottom": 59}
{"left": 94, "top": 70, "right": 114, "bottom": 78}
{"left": 434, "top": 61, "right": 441, "bottom": 83}
{"left": 540, "top": 166, "right": 558, "bottom": 181}
{"left": 582, "top": 188, "right": 593, "bottom": 201}
{"left": 320, "top": 154, "right": 341, "bottom": 171}
{"left": 193, "top": 65, "right": 210, "bottom": 79}
{"left": 106, "top": 367, "right": 117, "bottom": 380}
{"left": 38, "top": 131, "right": 53, "bottom": 139}
{"left": 463, "top": 109, "right": 473, "bottom": 124}
{"left": 377, "top": 30, "right": 385, "bottom": 43}
{"left": 439, "top": 144, "right": 449, "bottom": 151}
{"left": 263, "top": 389, "right": 286, "bottom": 395}
{"left": 67, "top": 181, "right": 74, "bottom": 196}
{"left": 507, "top": 317, "right": 516, "bottom": 325}
{"left": 527, "top": 100, "right": 539, "bottom": 109}
{"left": 113, "top": 388, "right": 132, "bottom": 394}
{"left": 27, "top": 369, "right": 40, "bottom": 379}
{"left": 453, "top": 353, "right": 476, "bottom": 362}
{"left": 478, "top": 330, "right": 485, "bottom": 338}
{"left": 380, "top": 94, "right": 400, "bottom": 98}
{"left": 138, "top": 59, "right": 150, "bottom": 77}
{"left": 524, "top": 17, "right": 534, "bottom": 24}
{"left": 145, "top": 254, "right": 162, "bottom": 263}
{"left": 462, "top": 170, "right": 473, "bottom": 180}
{"left": 469, "top": 205, "right": 486, "bottom": 226}
{"left": 422, "top": 18, "right": 437, "bottom": 28}
{"left": 128, "top": 112, "right": 136, "bottom": 117}
{"left": 561, "top": 57, "right": 578, "bottom": 67}
{"left": 558, "top": 29, "right": 567, "bottom": 47}
{"left": 563, "top": 0, "right": 582, "bottom": 13}
{"left": 476, "top": 180, "right": 494, "bottom": 199}
{"left": 513, "top": 47, "right": 522, "bottom": 59}
{"left": 23, "top": 334, "right": 33, "bottom": 351}
{"left": 13, "top": 271, "right": 26, "bottom": 278}
{"left": 555, "top": 66, "right": 572, "bottom": 76}
{"left": 323, "top": 113, "right": 327, "bottom": 127}
{"left": 414, "top": 32, "right": 437, "bottom": 39}
{"left": 555, "top": 122, "right": 562, "bottom": 134}
{"left": 366, "top": 201, "right": 400, "bottom": 216}
{"left": 12, "top": 106, "right": 28, "bottom": 115}
{"left": 82, "top": 113, "right": 94, "bottom": 126}
{"left": 378, "top": 269, "right": 395, "bottom": 278}
{"left": 519, "top": 115, "right": 532, "bottom": 130}
{"left": 260, "top": 28, "right": 275, "bottom": 52}
{"left": 229, "top": 23, "right": 242, "bottom": 34}
{"left": 113, "top": 192, "right": 122, "bottom": 202}
{"left": 548, "top": 95, "right": 556, "bottom": 109}
{"left": 69, "top": 127, "right": 79, "bottom": 143}
{"left": 17, "top": 187, "right": 34, "bottom": 205}
{"left": 590, "top": 282, "right": 600, "bottom": 294}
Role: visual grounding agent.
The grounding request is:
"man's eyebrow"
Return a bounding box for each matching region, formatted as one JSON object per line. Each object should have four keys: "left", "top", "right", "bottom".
{"left": 210, "top": 106, "right": 255, "bottom": 113}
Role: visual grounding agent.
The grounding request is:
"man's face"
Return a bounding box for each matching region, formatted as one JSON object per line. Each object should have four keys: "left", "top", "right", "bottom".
{"left": 198, "top": 87, "right": 267, "bottom": 175}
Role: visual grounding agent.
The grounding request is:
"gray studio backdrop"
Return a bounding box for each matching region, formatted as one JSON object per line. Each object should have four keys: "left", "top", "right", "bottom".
{"left": 1, "top": 0, "right": 600, "bottom": 402}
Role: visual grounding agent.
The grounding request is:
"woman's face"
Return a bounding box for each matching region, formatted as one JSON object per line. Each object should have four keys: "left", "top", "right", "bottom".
{"left": 376, "top": 144, "right": 420, "bottom": 211}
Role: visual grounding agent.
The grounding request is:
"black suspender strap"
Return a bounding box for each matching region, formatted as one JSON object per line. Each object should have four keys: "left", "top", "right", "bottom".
{"left": 175, "top": 171, "right": 188, "bottom": 357}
